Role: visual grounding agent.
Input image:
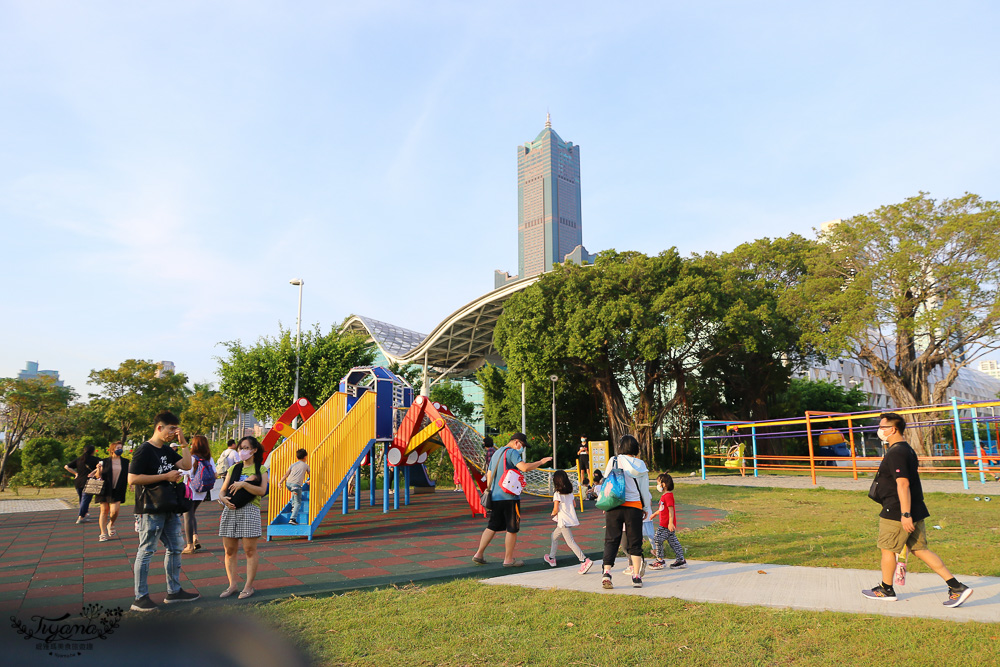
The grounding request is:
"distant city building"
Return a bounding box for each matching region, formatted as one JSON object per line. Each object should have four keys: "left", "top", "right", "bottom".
{"left": 155, "top": 360, "right": 176, "bottom": 378}
{"left": 16, "top": 361, "right": 64, "bottom": 387}
{"left": 979, "top": 359, "right": 1000, "bottom": 381}
{"left": 496, "top": 115, "right": 595, "bottom": 288}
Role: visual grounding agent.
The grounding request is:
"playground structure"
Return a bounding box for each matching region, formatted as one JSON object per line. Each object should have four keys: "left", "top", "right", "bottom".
{"left": 700, "top": 398, "right": 1000, "bottom": 488}
{"left": 264, "top": 366, "right": 587, "bottom": 541}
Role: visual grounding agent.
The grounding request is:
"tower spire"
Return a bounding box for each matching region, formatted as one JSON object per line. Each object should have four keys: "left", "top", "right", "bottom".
{"left": 545, "top": 111, "right": 551, "bottom": 129}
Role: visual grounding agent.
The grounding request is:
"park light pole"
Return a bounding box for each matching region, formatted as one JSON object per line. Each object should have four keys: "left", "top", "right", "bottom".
{"left": 549, "top": 374, "right": 559, "bottom": 470}
{"left": 290, "top": 279, "right": 304, "bottom": 416}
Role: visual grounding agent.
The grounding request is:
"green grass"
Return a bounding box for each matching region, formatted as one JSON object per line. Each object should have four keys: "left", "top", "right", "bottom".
{"left": 252, "top": 580, "right": 999, "bottom": 667}
{"left": 238, "top": 485, "right": 998, "bottom": 666}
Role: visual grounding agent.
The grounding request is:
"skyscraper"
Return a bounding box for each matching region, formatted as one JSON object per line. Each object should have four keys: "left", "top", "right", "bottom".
{"left": 518, "top": 114, "right": 583, "bottom": 278}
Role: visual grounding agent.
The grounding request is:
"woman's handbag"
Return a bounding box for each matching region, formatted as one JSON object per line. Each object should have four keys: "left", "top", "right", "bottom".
{"left": 83, "top": 476, "right": 106, "bottom": 496}
{"left": 595, "top": 458, "right": 627, "bottom": 511}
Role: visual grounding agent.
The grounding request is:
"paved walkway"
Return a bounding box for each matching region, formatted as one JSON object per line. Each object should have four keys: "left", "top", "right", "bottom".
{"left": 485, "top": 559, "right": 1000, "bottom": 623}
{"left": 0, "top": 491, "right": 726, "bottom": 618}
{"left": 0, "top": 499, "right": 73, "bottom": 514}
{"left": 678, "top": 473, "right": 1000, "bottom": 495}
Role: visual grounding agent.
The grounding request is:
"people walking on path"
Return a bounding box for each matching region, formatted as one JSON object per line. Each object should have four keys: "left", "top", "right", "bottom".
{"left": 649, "top": 473, "right": 686, "bottom": 570}
{"left": 65, "top": 444, "right": 101, "bottom": 524}
{"left": 276, "top": 448, "right": 309, "bottom": 525}
{"left": 472, "top": 432, "right": 552, "bottom": 567}
{"left": 600, "top": 435, "right": 652, "bottom": 590}
{"left": 861, "top": 412, "right": 973, "bottom": 608}
{"left": 91, "top": 442, "right": 129, "bottom": 541}
{"left": 543, "top": 469, "right": 593, "bottom": 573}
{"left": 218, "top": 436, "right": 269, "bottom": 600}
{"left": 180, "top": 435, "right": 217, "bottom": 554}
{"left": 128, "top": 411, "right": 200, "bottom": 612}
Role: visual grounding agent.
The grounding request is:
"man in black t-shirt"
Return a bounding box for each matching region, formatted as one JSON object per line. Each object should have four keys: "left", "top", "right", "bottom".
{"left": 861, "top": 412, "right": 973, "bottom": 608}
{"left": 127, "top": 410, "right": 200, "bottom": 612}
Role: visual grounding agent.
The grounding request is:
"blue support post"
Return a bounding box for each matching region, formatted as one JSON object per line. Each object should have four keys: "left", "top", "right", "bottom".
{"left": 342, "top": 475, "right": 349, "bottom": 515}
{"left": 370, "top": 451, "right": 376, "bottom": 507}
{"left": 971, "top": 407, "right": 986, "bottom": 485}
{"left": 751, "top": 425, "right": 759, "bottom": 478}
{"left": 699, "top": 421, "right": 706, "bottom": 480}
{"left": 393, "top": 463, "right": 400, "bottom": 510}
{"left": 951, "top": 398, "right": 970, "bottom": 490}
{"left": 355, "top": 465, "right": 361, "bottom": 510}
{"left": 383, "top": 444, "right": 390, "bottom": 514}
{"left": 404, "top": 466, "right": 411, "bottom": 505}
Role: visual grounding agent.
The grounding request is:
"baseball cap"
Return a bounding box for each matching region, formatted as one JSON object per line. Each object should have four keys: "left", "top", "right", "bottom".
{"left": 510, "top": 432, "right": 528, "bottom": 445}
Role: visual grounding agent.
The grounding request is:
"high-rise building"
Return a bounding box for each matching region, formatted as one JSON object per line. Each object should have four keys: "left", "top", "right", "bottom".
{"left": 16, "top": 361, "right": 64, "bottom": 387}
{"left": 496, "top": 115, "right": 594, "bottom": 288}
{"left": 979, "top": 359, "right": 1000, "bottom": 380}
{"left": 155, "top": 361, "right": 176, "bottom": 378}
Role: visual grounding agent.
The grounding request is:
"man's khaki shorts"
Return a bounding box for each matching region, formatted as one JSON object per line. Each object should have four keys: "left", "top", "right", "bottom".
{"left": 877, "top": 518, "right": 928, "bottom": 553}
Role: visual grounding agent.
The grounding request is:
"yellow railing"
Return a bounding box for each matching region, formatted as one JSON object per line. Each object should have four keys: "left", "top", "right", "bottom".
{"left": 267, "top": 392, "right": 348, "bottom": 522}
{"left": 308, "top": 391, "right": 377, "bottom": 525}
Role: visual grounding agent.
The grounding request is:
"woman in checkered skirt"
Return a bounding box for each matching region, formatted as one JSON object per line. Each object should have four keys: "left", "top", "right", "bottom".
{"left": 218, "top": 436, "right": 269, "bottom": 600}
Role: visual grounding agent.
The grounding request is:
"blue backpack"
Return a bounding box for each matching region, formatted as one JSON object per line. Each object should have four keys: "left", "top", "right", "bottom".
{"left": 190, "top": 456, "right": 217, "bottom": 493}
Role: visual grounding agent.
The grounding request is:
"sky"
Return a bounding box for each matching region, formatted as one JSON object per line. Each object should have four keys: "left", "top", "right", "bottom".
{"left": 2, "top": 1, "right": 999, "bottom": 397}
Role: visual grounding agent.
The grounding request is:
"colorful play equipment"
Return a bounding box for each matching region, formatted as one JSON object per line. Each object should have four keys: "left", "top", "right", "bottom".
{"left": 700, "top": 398, "right": 1000, "bottom": 489}
{"left": 262, "top": 366, "right": 588, "bottom": 541}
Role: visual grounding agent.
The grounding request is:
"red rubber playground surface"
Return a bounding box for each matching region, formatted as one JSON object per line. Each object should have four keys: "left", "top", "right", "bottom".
{"left": 0, "top": 492, "right": 726, "bottom": 617}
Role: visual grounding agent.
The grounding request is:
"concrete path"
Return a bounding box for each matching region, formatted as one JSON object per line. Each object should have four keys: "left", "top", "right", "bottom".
{"left": 485, "top": 559, "right": 1000, "bottom": 623}
{"left": 677, "top": 473, "right": 1000, "bottom": 495}
{"left": 0, "top": 499, "right": 72, "bottom": 514}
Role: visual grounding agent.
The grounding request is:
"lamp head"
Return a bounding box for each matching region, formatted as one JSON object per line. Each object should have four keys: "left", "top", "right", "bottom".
{"left": 549, "top": 374, "right": 559, "bottom": 382}
{"left": 289, "top": 279, "right": 303, "bottom": 286}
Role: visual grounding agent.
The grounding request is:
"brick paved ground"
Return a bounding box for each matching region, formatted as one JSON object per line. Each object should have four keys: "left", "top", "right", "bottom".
{"left": 0, "top": 492, "right": 726, "bottom": 618}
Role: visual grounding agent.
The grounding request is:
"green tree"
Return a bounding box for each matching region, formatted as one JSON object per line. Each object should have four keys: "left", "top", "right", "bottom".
{"left": 691, "top": 234, "right": 820, "bottom": 422}
{"left": 0, "top": 377, "right": 75, "bottom": 490}
{"left": 772, "top": 378, "right": 869, "bottom": 417}
{"left": 88, "top": 359, "right": 190, "bottom": 446}
{"left": 494, "top": 250, "right": 735, "bottom": 461}
{"left": 785, "top": 192, "right": 1000, "bottom": 456}
{"left": 216, "top": 324, "right": 375, "bottom": 423}
{"left": 182, "top": 386, "right": 235, "bottom": 438}
{"left": 428, "top": 380, "right": 478, "bottom": 423}
{"left": 11, "top": 437, "right": 66, "bottom": 488}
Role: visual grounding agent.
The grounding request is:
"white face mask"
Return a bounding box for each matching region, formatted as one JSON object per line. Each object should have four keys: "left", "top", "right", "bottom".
{"left": 877, "top": 427, "right": 891, "bottom": 443}
{"left": 239, "top": 449, "right": 254, "bottom": 461}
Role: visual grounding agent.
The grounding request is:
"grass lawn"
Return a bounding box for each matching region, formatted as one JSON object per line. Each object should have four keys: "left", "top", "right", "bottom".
{"left": 246, "top": 485, "right": 999, "bottom": 666}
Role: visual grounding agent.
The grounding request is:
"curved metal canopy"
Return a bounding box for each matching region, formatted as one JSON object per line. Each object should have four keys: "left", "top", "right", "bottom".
{"left": 342, "top": 275, "right": 541, "bottom": 377}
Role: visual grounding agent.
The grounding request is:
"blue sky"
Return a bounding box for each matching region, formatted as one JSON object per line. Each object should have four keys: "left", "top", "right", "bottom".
{"left": 2, "top": 1, "right": 999, "bottom": 396}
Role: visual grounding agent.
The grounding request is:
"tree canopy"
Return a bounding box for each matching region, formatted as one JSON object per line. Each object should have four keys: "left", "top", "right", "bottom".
{"left": 784, "top": 192, "right": 1000, "bottom": 455}
{"left": 216, "top": 324, "right": 375, "bottom": 422}
{"left": 0, "top": 376, "right": 75, "bottom": 490}
{"left": 88, "top": 359, "right": 189, "bottom": 446}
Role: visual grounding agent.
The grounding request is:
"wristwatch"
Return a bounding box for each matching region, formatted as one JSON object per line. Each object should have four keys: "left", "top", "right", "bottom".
{"left": 902, "top": 512, "right": 911, "bottom": 518}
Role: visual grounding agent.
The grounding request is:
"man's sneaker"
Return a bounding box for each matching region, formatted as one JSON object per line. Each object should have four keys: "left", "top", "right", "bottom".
{"left": 163, "top": 589, "right": 201, "bottom": 604}
{"left": 943, "top": 584, "right": 973, "bottom": 608}
{"left": 649, "top": 559, "right": 666, "bottom": 570}
{"left": 130, "top": 595, "right": 157, "bottom": 612}
{"left": 578, "top": 558, "right": 593, "bottom": 575}
{"left": 543, "top": 554, "right": 557, "bottom": 567}
{"left": 632, "top": 575, "right": 643, "bottom": 588}
{"left": 861, "top": 583, "right": 898, "bottom": 601}
{"left": 288, "top": 519, "right": 298, "bottom": 525}
{"left": 669, "top": 558, "right": 687, "bottom": 569}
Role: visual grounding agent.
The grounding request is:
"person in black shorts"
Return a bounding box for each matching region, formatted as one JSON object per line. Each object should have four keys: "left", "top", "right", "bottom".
{"left": 472, "top": 433, "right": 551, "bottom": 567}
{"left": 861, "top": 412, "right": 973, "bottom": 607}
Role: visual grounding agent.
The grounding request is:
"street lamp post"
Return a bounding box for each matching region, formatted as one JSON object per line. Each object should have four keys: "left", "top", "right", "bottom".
{"left": 549, "top": 374, "right": 559, "bottom": 470}
{"left": 290, "top": 279, "right": 304, "bottom": 424}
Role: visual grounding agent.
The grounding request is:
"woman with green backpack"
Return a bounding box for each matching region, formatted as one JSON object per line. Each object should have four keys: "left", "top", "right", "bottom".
{"left": 597, "top": 435, "right": 652, "bottom": 589}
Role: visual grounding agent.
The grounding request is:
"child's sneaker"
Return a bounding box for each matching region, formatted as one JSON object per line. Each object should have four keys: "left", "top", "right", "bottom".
{"left": 669, "top": 558, "right": 687, "bottom": 569}
{"left": 543, "top": 554, "right": 557, "bottom": 567}
{"left": 861, "top": 583, "right": 898, "bottom": 601}
{"left": 648, "top": 559, "right": 666, "bottom": 570}
{"left": 631, "top": 575, "right": 643, "bottom": 588}
{"left": 622, "top": 565, "right": 633, "bottom": 575}
{"left": 578, "top": 558, "right": 593, "bottom": 574}
{"left": 943, "top": 584, "right": 973, "bottom": 608}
